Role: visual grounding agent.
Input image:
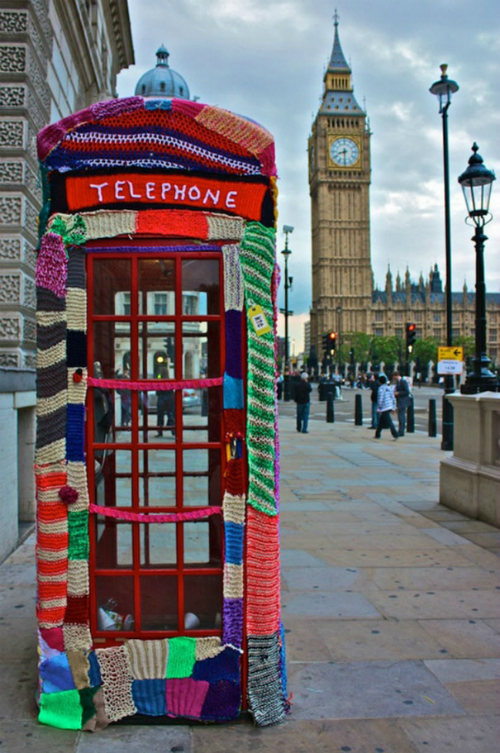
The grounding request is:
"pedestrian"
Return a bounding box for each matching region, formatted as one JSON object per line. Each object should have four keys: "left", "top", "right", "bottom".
{"left": 276, "top": 373, "right": 284, "bottom": 400}
{"left": 156, "top": 366, "right": 175, "bottom": 437}
{"left": 374, "top": 374, "right": 398, "bottom": 440}
{"left": 117, "top": 367, "right": 131, "bottom": 427}
{"left": 367, "top": 373, "right": 380, "bottom": 429}
{"left": 294, "top": 371, "right": 312, "bottom": 434}
{"left": 393, "top": 371, "right": 411, "bottom": 436}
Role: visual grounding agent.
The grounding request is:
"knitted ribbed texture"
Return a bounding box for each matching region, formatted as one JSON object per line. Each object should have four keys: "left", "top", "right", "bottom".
{"left": 67, "top": 510, "right": 89, "bottom": 560}
{"left": 66, "top": 560, "right": 89, "bottom": 597}
{"left": 247, "top": 633, "right": 288, "bottom": 726}
{"left": 222, "top": 492, "right": 246, "bottom": 525}
{"left": 95, "top": 645, "right": 136, "bottom": 722}
{"left": 194, "top": 637, "right": 223, "bottom": 662}
{"left": 239, "top": 222, "right": 277, "bottom": 515}
{"left": 222, "top": 244, "right": 244, "bottom": 311}
{"left": 192, "top": 646, "right": 240, "bottom": 684}
{"left": 66, "top": 649, "right": 90, "bottom": 689}
{"left": 223, "top": 598, "right": 244, "bottom": 648}
{"left": 66, "top": 289, "right": 86, "bottom": 331}
{"left": 36, "top": 233, "right": 67, "bottom": 297}
{"left": 132, "top": 679, "right": 167, "bottom": 716}
{"left": 246, "top": 507, "right": 280, "bottom": 635}
{"left": 166, "top": 637, "right": 196, "bottom": 679}
{"left": 125, "top": 639, "right": 169, "bottom": 680}
{"left": 84, "top": 209, "right": 136, "bottom": 239}
{"left": 38, "top": 689, "right": 83, "bottom": 730}
{"left": 224, "top": 521, "right": 244, "bottom": 565}
{"left": 201, "top": 679, "right": 240, "bottom": 721}
{"left": 167, "top": 678, "right": 209, "bottom": 719}
{"left": 66, "top": 462, "right": 89, "bottom": 511}
{"left": 67, "top": 367, "right": 87, "bottom": 404}
{"left": 195, "top": 106, "right": 275, "bottom": 171}
{"left": 40, "top": 653, "right": 76, "bottom": 693}
{"left": 207, "top": 214, "right": 244, "bottom": 241}
{"left": 223, "top": 563, "right": 243, "bottom": 599}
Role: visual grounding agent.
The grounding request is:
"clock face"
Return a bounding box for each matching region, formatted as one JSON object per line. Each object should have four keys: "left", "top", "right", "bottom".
{"left": 330, "top": 137, "right": 360, "bottom": 167}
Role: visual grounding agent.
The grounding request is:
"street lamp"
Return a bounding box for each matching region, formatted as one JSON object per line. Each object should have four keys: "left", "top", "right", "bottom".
{"left": 458, "top": 143, "right": 497, "bottom": 394}
{"left": 336, "top": 305, "right": 343, "bottom": 374}
{"left": 282, "top": 225, "right": 294, "bottom": 401}
{"left": 430, "top": 63, "right": 459, "bottom": 451}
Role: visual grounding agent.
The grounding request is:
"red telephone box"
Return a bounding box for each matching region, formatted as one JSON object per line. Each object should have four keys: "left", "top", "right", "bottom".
{"left": 34, "top": 97, "right": 287, "bottom": 730}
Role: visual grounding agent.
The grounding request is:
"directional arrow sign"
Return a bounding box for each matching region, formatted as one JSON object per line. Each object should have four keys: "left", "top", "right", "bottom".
{"left": 438, "top": 346, "right": 464, "bottom": 362}
{"left": 437, "top": 359, "right": 464, "bottom": 375}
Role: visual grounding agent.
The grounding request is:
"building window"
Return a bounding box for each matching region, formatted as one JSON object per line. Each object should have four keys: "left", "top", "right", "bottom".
{"left": 375, "top": 311, "right": 383, "bottom": 322}
{"left": 452, "top": 329, "right": 460, "bottom": 340}
{"left": 433, "top": 329, "right": 442, "bottom": 340}
{"left": 433, "top": 313, "right": 441, "bottom": 323}
{"left": 395, "top": 328, "right": 403, "bottom": 339}
{"left": 154, "top": 293, "right": 168, "bottom": 316}
{"left": 414, "top": 312, "right": 422, "bottom": 322}
{"left": 123, "top": 292, "right": 131, "bottom": 316}
{"left": 395, "top": 312, "right": 403, "bottom": 322}
{"left": 489, "top": 330, "right": 497, "bottom": 342}
{"left": 374, "top": 328, "right": 383, "bottom": 337}
{"left": 183, "top": 295, "right": 198, "bottom": 315}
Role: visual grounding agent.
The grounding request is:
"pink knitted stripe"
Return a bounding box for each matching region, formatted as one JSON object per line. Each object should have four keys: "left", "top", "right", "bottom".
{"left": 87, "top": 377, "right": 223, "bottom": 391}
{"left": 89, "top": 504, "right": 222, "bottom": 523}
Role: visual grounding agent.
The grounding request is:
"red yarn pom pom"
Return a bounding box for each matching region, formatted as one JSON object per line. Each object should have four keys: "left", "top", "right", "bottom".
{"left": 72, "top": 369, "right": 83, "bottom": 383}
{"left": 59, "top": 486, "right": 79, "bottom": 504}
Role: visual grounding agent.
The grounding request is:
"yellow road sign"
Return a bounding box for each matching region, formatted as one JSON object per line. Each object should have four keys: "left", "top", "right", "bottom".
{"left": 438, "top": 346, "right": 463, "bottom": 361}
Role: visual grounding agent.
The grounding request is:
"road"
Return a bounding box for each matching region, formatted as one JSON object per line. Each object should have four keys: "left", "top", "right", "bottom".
{"left": 280, "top": 383, "right": 447, "bottom": 436}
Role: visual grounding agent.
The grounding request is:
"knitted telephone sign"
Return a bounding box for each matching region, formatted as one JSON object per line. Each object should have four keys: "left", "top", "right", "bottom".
{"left": 34, "top": 97, "right": 288, "bottom": 730}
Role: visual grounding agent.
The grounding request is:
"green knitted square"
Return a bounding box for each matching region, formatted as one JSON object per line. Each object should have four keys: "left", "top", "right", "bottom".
{"left": 68, "top": 510, "right": 89, "bottom": 560}
{"left": 79, "top": 686, "right": 99, "bottom": 727}
{"left": 39, "top": 689, "right": 82, "bottom": 730}
{"left": 166, "top": 637, "right": 197, "bottom": 679}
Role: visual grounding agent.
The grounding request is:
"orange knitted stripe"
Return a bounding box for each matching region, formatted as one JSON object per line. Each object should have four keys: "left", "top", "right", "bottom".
{"left": 37, "top": 502, "right": 67, "bottom": 523}
{"left": 37, "top": 558, "right": 68, "bottom": 577}
{"left": 37, "top": 531, "right": 68, "bottom": 551}
{"left": 137, "top": 209, "right": 209, "bottom": 238}
{"left": 245, "top": 507, "right": 281, "bottom": 635}
{"left": 36, "top": 472, "right": 67, "bottom": 491}
{"left": 38, "top": 581, "right": 67, "bottom": 601}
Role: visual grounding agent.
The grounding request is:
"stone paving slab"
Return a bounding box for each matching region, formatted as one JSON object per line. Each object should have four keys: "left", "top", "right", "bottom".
{"left": 400, "top": 715, "right": 500, "bottom": 753}
{"left": 0, "top": 719, "right": 79, "bottom": 753}
{"left": 75, "top": 725, "right": 192, "bottom": 752}
{"left": 282, "top": 591, "right": 381, "bottom": 619}
{"left": 417, "top": 619, "right": 500, "bottom": 658}
{"left": 288, "top": 661, "right": 464, "bottom": 719}
{"left": 371, "top": 565, "right": 500, "bottom": 591}
{"left": 443, "top": 679, "right": 500, "bottom": 714}
{"left": 369, "top": 590, "right": 500, "bottom": 620}
{"left": 423, "top": 658, "right": 500, "bottom": 682}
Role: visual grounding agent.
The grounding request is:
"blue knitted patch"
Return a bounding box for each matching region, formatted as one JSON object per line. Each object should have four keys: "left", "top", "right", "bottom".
{"left": 224, "top": 521, "right": 244, "bottom": 565}
{"left": 223, "top": 374, "right": 244, "bottom": 410}
{"left": 144, "top": 99, "right": 173, "bottom": 111}
{"left": 40, "top": 654, "right": 76, "bottom": 694}
{"left": 192, "top": 647, "right": 240, "bottom": 684}
{"left": 132, "top": 679, "right": 167, "bottom": 716}
{"left": 88, "top": 652, "right": 102, "bottom": 687}
{"left": 66, "top": 403, "right": 85, "bottom": 461}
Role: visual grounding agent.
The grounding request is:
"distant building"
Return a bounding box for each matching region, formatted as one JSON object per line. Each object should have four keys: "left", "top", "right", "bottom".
{"left": 308, "top": 14, "right": 500, "bottom": 366}
{"left": 0, "top": 0, "right": 134, "bottom": 561}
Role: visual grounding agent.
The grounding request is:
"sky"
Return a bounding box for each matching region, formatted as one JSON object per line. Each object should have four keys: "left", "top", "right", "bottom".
{"left": 117, "top": 0, "right": 500, "bottom": 352}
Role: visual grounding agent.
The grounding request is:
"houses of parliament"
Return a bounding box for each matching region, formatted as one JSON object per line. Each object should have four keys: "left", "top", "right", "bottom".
{"left": 307, "top": 16, "right": 500, "bottom": 365}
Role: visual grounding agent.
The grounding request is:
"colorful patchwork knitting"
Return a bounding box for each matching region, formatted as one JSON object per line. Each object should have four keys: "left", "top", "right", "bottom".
{"left": 35, "top": 96, "right": 287, "bottom": 730}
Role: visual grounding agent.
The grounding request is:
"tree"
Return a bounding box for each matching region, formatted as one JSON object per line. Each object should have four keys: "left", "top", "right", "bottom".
{"left": 413, "top": 337, "right": 438, "bottom": 367}
{"left": 340, "top": 332, "right": 371, "bottom": 366}
{"left": 369, "top": 335, "right": 403, "bottom": 372}
{"left": 452, "top": 335, "right": 475, "bottom": 360}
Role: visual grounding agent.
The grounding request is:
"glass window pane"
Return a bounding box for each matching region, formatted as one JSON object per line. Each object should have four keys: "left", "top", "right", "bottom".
{"left": 96, "top": 517, "right": 133, "bottom": 569}
{"left": 184, "top": 574, "right": 222, "bottom": 631}
{"left": 138, "top": 450, "right": 176, "bottom": 508}
{"left": 138, "top": 332, "right": 175, "bottom": 379}
{"left": 93, "top": 322, "right": 130, "bottom": 380}
{"left": 93, "top": 259, "right": 131, "bottom": 315}
{"left": 182, "top": 322, "right": 220, "bottom": 379}
{"left": 96, "top": 575, "right": 134, "bottom": 631}
{"left": 95, "top": 449, "right": 133, "bottom": 508}
{"left": 184, "top": 518, "right": 222, "bottom": 567}
{"left": 140, "top": 523, "right": 176, "bottom": 567}
{"left": 140, "top": 575, "right": 178, "bottom": 631}
{"left": 182, "top": 259, "right": 219, "bottom": 315}
{"left": 183, "top": 449, "right": 221, "bottom": 507}
{"left": 138, "top": 259, "right": 176, "bottom": 315}
{"left": 182, "top": 388, "right": 221, "bottom": 444}
{"left": 139, "top": 390, "right": 177, "bottom": 444}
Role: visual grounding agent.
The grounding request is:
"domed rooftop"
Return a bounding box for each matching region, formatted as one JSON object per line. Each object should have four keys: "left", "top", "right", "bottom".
{"left": 134, "top": 45, "right": 190, "bottom": 100}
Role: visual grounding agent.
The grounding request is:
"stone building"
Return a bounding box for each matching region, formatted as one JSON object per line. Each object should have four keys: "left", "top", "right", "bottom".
{"left": 0, "top": 0, "right": 134, "bottom": 561}
{"left": 308, "top": 15, "right": 500, "bottom": 366}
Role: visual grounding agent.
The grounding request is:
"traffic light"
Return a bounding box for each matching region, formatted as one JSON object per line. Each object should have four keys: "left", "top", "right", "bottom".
{"left": 328, "top": 331, "right": 337, "bottom": 354}
{"left": 322, "top": 332, "right": 329, "bottom": 351}
{"left": 406, "top": 323, "right": 417, "bottom": 352}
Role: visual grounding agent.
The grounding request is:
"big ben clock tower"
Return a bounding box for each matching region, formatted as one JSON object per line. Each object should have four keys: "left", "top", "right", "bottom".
{"left": 309, "top": 12, "right": 373, "bottom": 354}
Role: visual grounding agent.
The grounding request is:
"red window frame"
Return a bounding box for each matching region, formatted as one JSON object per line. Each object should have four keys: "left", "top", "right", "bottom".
{"left": 86, "top": 241, "right": 226, "bottom": 644}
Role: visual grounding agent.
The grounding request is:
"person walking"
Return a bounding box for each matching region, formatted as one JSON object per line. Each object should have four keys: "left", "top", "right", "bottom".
{"left": 374, "top": 374, "right": 398, "bottom": 440}
{"left": 393, "top": 371, "right": 411, "bottom": 437}
{"left": 368, "top": 373, "right": 380, "bottom": 429}
{"left": 294, "top": 372, "right": 312, "bottom": 434}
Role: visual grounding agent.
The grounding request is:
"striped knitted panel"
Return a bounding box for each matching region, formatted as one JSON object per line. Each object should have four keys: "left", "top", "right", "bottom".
{"left": 247, "top": 633, "right": 288, "bottom": 726}
{"left": 125, "top": 639, "right": 169, "bottom": 680}
{"left": 245, "top": 507, "right": 280, "bottom": 636}
{"left": 194, "top": 106, "right": 275, "bottom": 167}
{"left": 222, "top": 244, "right": 244, "bottom": 311}
{"left": 194, "top": 637, "right": 224, "bottom": 662}
{"left": 239, "top": 223, "right": 277, "bottom": 516}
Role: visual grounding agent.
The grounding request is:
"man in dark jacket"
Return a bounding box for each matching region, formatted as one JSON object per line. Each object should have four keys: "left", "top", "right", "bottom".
{"left": 393, "top": 371, "right": 411, "bottom": 436}
{"left": 294, "top": 372, "right": 312, "bottom": 433}
{"left": 368, "top": 373, "right": 380, "bottom": 429}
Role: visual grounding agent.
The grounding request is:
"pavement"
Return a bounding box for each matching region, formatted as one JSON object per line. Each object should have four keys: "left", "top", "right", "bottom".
{"left": 1, "top": 401, "right": 500, "bottom": 752}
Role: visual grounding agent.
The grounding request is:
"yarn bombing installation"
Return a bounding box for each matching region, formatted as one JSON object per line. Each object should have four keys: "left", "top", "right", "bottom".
{"left": 34, "top": 94, "right": 288, "bottom": 731}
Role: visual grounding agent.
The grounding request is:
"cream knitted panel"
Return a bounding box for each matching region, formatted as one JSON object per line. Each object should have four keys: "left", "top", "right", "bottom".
{"left": 63, "top": 623, "right": 92, "bottom": 652}
{"left": 223, "top": 563, "right": 243, "bottom": 599}
{"left": 67, "top": 649, "right": 90, "bottom": 689}
{"left": 207, "top": 214, "right": 244, "bottom": 241}
{"left": 125, "top": 639, "right": 169, "bottom": 680}
{"left": 222, "top": 492, "right": 246, "bottom": 525}
{"left": 66, "top": 462, "right": 89, "bottom": 511}
{"left": 96, "top": 645, "right": 136, "bottom": 722}
{"left": 222, "top": 245, "right": 244, "bottom": 311}
{"left": 66, "top": 559, "right": 89, "bottom": 597}
{"left": 194, "top": 637, "right": 224, "bottom": 661}
{"left": 66, "top": 289, "right": 87, "bottom": 331}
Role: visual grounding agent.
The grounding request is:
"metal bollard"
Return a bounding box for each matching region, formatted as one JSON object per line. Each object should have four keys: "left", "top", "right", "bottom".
{"left": 326, "top": 392, "right": 335, "bottom": 423}
{"left": 407, "top": 397, "right": 415, "bottom": 433}
{"left": 355, "top": 393, "right": 363, "bottom": 425}
{"left": 428, "top": 398, "right": 437, "bottom": 437}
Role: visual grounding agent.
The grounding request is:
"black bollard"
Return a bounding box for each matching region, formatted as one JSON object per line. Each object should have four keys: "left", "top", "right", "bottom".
{"left": 407, "top": 396, "right": 415, "bottom": 433}
{"left": 428, "top": 398, "right": 437, "bottom": 437}
{"left": 354, "top": 393, "right": 363, "bottom": 426}
{"left": 326, "top": 392, "right": 335, "bottom": 423}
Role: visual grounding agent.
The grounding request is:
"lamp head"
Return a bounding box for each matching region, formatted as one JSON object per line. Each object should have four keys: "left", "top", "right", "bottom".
{"left": 458, "top": 143, "right": 496, "bottom": 226}
{"left": 429, "top": 63, "right": 459, "bottom": 113}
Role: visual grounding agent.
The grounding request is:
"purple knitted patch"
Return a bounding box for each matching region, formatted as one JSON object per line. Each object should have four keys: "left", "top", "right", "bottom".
{"left": 222, "top": 597, "right": 243, "bottom": 648}
{"left": 192, "top": 647, "right": 240, "bottom": 684}
{"left": 201, "top": 679, "right": 241, "bottom": 721}
{"left": 36, "top": 233, "right": 67, "bottom": 298}
{"left": 225, "top": 310, "right": 242, "bottom": 378}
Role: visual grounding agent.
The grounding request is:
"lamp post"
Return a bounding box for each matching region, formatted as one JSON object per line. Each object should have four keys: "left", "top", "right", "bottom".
{"left": 282, "top": 225, "right": 294, "bottom": 401}
{"left": 430, "top": 63, "right": 459, "bottom": 451}
{"left": 458, "top": 143, "right": 497, "bottom": 394}
{"left": 336, "top": 305, "right": 343, "bottom": 374}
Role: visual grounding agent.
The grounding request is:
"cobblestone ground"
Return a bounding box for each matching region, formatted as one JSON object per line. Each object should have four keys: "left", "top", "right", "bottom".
{"left": 1, "top": 408, "right": 499, "bottom": 752}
